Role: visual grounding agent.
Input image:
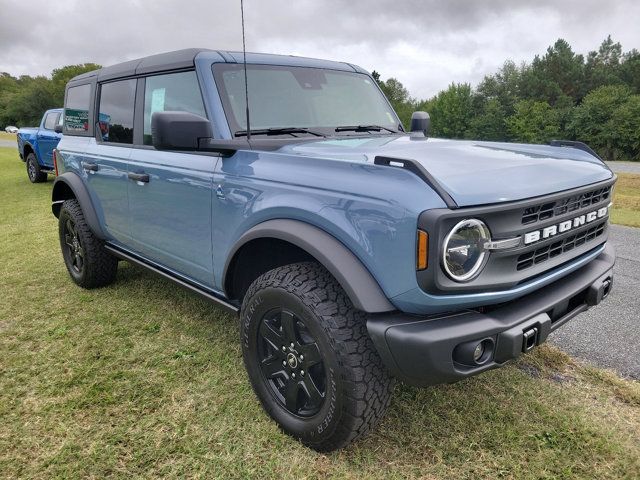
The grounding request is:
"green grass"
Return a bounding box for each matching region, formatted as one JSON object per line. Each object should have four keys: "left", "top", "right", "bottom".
{"left": 611, "top": 173, "right": 640, "bottom": 228}
{"left": 0, "top": 131, "right": 17, "bottom": 141}
{"left": 0, "top": 146, "right": 639, "bottom": 479}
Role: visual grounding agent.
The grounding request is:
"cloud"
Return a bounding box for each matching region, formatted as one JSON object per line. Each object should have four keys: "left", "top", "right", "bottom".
{"left": 0, "top": 0, "right": 638, "bottom": 98}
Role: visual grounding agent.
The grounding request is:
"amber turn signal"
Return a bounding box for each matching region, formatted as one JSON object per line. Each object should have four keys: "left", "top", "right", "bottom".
{"left": 417, "top": 230, "right": 428, "bottom": 270}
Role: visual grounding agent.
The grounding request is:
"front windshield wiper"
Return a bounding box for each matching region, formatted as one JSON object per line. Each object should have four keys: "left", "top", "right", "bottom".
{"left": 234, "top": 127, "right": 326, "bottom": 138}
{"left": 335, "top": 124, "right": 399, "bottom": 134}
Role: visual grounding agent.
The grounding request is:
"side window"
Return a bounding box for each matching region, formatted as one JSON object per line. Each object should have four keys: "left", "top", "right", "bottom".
{"left": 143, "top": 71, "right": 206, "bottom": 145}
{"left": 43, "top": 112, "right": 58, "bottom": 130}
{"left": 65, "top": 84, "right": 91, "bottom": 133}
{"left": 98, "top": 79, "right": 136, "bottom": 144}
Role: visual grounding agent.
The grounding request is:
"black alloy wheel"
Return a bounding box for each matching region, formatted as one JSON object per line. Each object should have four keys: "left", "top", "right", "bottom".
{"left": 257, "top": 308, "right": 325, "bottom": 417}
{"left": 62, "top": 217, "right": 84, "bottom": 275}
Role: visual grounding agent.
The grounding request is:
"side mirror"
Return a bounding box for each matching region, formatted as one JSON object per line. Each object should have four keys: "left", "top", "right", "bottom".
{"left": 151, "top": 111, "right": 213, "bottom": 150}
{"left": 410, "top": 111, "right": 430, "bottom": 138}
{"left": 54, "top": 124, "right": 63, "bottom": 134}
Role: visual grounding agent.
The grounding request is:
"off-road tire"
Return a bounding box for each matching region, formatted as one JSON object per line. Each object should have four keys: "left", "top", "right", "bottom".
{"left": 240, "top": 261, "right": 394, "bottom": 452}
{"left": 26, "top": 153, "right": 47, "bottom": 183}
{"left": 59, "top": 199, "right": 118, "bottom": 288}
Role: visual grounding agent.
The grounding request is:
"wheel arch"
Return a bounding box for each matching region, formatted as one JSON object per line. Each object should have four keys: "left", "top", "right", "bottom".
{"left": 22, "top": 143, "right": 34, "bottom": 161}
{"left": 223, "top": 219, "right": 395, "bottom": 313}
{"left": 51, "top": 172, "right": 109, "bottom": 239}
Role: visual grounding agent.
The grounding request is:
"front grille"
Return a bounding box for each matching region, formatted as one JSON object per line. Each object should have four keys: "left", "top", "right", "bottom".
{"left": 516, "top": 221, "right": 607, "bottom": 270}
{"left": 522, "top": 186, "right": 611, "bottom": 225}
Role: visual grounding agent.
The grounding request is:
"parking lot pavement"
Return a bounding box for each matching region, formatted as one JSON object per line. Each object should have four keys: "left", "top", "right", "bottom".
{"left": 606, "top": 161, "right": 640, "bottom": 174}
{"left": 550, "top": 224, "right": 640, "bottom": 379}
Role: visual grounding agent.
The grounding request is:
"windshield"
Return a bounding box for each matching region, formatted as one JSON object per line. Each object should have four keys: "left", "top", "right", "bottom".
{"left": 212, "top": 64, "right": 400, "bottom": 135}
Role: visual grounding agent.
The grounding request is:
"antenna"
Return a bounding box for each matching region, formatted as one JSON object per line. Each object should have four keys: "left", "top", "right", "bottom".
{"left": 240, "top": 0, "right": 251, "bottom": 140}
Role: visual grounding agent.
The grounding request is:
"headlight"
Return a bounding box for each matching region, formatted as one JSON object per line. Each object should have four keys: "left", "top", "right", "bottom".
{"left": 442, "top": 219, "right": 490, "bottom": 282}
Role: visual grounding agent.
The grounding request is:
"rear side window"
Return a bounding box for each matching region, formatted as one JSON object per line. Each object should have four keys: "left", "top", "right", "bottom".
{"left": 143, "top": 71, "right": 206, "bottom": 145}
{"left": 98, "top": 79, "right": 136, "bottom": 144}
{"left": 65, "top": 84, "right": 91, "bottom": 133}
{"left": 43, "top": 112, "right": 59, "bottom": 130}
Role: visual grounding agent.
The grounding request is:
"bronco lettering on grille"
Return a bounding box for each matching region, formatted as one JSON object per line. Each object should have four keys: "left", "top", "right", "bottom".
{"left": 523, "top": 205, "right": 610, "bottom": 245}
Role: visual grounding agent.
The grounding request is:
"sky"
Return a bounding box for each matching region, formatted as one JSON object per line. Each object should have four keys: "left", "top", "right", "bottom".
{"left": 1, "top": 0, "right": 639, "bottom": 99}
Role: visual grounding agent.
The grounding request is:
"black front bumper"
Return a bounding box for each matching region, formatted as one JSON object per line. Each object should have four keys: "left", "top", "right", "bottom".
{"left": 367, "top": 243, "right": 615, "bottom": 387}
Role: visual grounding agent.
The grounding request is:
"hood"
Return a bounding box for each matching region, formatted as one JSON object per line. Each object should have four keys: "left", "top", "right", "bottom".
{"left": 280, "top": 136, "right": 614, "bottom": 207}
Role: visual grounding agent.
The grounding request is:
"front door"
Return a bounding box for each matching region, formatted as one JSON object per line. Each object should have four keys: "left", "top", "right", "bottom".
{"left": 37, "top": 111, "right": 62, "bottom": 168}
{"left": 127, "top": 70, "right": 216, "bottom": 287}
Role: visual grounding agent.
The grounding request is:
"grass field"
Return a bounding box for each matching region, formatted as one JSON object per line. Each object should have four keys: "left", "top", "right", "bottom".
{"left": 0, "top": 131, "right": 17, "bottom": 141}
{"left": 0, "top": 146, "right": 639, "bottom": 479}
{"left": 612, "top": 173, "right": 640, "bottom": 228}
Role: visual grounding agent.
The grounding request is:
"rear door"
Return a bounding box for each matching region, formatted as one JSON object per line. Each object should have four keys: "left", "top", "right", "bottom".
{"left": 37, "top": 111, "right": 62, "bottom": 168}
{"left": 127, "top": 71, "right": 216, "bottom": 287}
{"left": 83, "top": 79, "right": 136, "bottom": 244}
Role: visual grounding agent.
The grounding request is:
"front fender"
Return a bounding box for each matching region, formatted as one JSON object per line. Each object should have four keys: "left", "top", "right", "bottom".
{"left": 223, "top": 219, "right": 395, "bottom": 313}
{"left": 51, "top": 172, "right": 110, "bottom": 240}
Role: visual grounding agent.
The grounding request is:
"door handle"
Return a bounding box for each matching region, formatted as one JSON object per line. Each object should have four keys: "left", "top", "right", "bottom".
{"left": 128, "top": 172, "right": 150, "bottom": 183}
{"left": 82, "top": 162, "right": 99, "bottom": 172}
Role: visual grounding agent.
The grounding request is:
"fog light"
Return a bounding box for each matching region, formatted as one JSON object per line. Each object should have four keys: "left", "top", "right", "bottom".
{"left": 453, "top": 337, "right": 495, "bottom": 367}
{"left": 473, "top": 342, "right": 485, "bottom": 362}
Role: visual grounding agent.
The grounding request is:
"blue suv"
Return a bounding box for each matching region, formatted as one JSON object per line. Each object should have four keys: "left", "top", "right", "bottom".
{"left": 52, "top": 49, "right": 616, "bottom": 451}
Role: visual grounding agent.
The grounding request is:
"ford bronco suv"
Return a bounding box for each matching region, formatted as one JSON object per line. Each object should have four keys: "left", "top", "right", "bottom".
{"left": 52, "top": 49, "right": 616, "bottom": 452}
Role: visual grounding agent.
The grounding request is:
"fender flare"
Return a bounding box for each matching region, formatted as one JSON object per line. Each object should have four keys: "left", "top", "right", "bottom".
{"left": 21, "top": 141, "right": 35, "bottom": 161}
{"left": 51, "top": 172, "right": 110, "bottom": 240}
{"left": 223, "top": 219, "right": 395, "bottom": 313}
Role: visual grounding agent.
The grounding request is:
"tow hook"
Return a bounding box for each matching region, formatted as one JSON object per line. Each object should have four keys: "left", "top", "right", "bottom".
{"left": 522, "top": 327, "right": 539, "bottom": 353}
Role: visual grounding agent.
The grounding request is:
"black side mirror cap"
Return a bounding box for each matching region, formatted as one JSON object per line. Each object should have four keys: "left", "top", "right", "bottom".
{"left": 410, "top": 111, "right": 430, "bottom": 138}
{"left": 54, "top": 124, "right": 63, "bottom": 134}
{"left": 151, "top": 111, "right": 213, "bottom": 151}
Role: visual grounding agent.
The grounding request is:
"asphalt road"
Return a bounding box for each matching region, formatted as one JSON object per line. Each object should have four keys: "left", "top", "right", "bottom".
{"left": 550, "top": 224, "right": 640, "bottom": 379}
{"left": 606, "top": 161, "right": 640, "bottom": 174}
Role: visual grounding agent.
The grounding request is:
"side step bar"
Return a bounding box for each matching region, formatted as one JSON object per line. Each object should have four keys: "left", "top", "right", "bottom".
{"left": 104, "top": 244, "right": 239, "bottom": 315}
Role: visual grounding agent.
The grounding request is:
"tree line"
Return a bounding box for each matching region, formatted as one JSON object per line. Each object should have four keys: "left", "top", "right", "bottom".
{"left": 0, "top": 64, "right": 100, "bottom": 128}
{"left": 375, "top": 36, "right": 640, "bottom": 161}
{"left": 1, "top": 37, "right": 638, "bottom": 161}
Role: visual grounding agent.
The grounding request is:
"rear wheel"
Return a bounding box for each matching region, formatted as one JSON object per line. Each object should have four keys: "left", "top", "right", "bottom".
{"left": 59, "top": 199, "right": 118, "bottom": 288}
{"left": 26, "top": 153, "right": 47, "bottom": 183}
{"left": 240, "top": 262, "right": 394, "bottom": 452}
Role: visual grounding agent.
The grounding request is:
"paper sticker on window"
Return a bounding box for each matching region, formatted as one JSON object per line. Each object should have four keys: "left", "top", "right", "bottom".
{"left": 65, "top": 109, "right": 89, "bottom": 131}
{"left": 151, "top": 88, "right": 166, "bottom": 115}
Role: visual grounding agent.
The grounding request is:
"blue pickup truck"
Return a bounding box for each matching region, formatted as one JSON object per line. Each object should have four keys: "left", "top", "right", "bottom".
{"left": 51, "top": 49, "right": 616, "bottom": 451}
{"left": 17, "top": 108, "right": 63, "bottom": 182}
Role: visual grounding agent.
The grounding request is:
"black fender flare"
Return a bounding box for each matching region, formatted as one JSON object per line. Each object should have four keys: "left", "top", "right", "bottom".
{"left": 223, "top": 219, "right": 395, "bottom": 313}
{"left": 21, "top": 141, "right": 34, "bottom": 161}
{"left": 51, "top": 172, "right": 110, "bottom": 240}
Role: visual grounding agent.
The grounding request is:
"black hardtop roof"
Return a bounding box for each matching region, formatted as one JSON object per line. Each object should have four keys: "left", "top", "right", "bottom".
{"left": 67, "top": 48, "right": 364, "bottom": 85}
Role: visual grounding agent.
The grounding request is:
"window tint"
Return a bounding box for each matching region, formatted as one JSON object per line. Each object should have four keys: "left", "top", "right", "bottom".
{"left": 98, "top": 79, "right": 136, "bottom": 144}
{"left": 43, "top": 112, "right": 59, "bottom": 130}
{"left": 143, "top": 71, "right": 206, "bottom": 145}
{"left": 65, "top": 84, "right": 91, "bottom": 132}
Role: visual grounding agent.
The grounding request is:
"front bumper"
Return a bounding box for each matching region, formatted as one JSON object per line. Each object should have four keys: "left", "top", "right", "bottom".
{"left": 367, "top": 243, "right": 615, "bottom": 386}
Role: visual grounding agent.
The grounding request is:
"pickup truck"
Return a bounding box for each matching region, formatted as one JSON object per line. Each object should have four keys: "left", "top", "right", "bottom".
{"left": 17, "top": 108, "right": 63, "bottom": 182}
{"left": 51, "top": 49, "right": 616, "bottom": 452}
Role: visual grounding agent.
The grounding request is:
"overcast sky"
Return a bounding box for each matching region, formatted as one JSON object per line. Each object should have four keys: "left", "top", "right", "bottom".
{"left": 1, "top": 0, "right": 639, "bottom": 98}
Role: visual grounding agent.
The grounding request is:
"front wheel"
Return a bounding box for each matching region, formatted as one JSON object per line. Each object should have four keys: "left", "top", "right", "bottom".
{"left": 26, "top": 153, "right": 47, "bottom": 183}
{"left": 240, "top": 262, "right": 394, "bottom": 452}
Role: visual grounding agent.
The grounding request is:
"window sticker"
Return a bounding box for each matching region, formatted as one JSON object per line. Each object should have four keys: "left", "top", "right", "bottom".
{"left": 151, "top": 88, "right": 166, "bottom": 115}
{"left": 65, "top": 109, "right": 89, "bottom": 132}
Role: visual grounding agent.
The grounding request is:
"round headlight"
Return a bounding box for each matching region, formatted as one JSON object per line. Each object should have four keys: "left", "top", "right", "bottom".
{"left": 442, "top": 219, "right": 490, "bottom": 282}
